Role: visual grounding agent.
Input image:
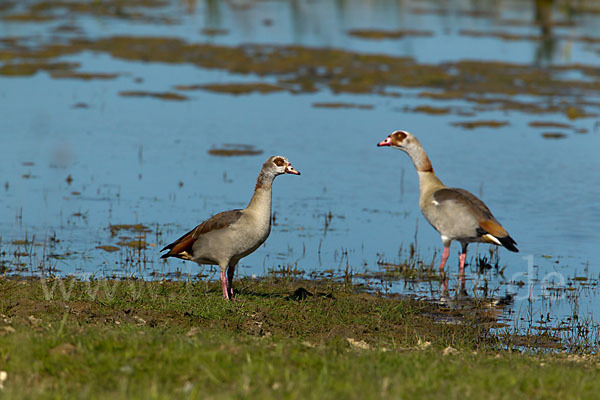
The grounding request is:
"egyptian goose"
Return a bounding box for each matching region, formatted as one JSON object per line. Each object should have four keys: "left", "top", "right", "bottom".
{"left": 377, "top": 130, "right": 518, "bottom": 280}
{"left": 160, "top": 156, "right": 300, "bottom": 300}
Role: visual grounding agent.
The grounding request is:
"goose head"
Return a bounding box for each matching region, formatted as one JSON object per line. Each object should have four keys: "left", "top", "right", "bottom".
{"left": 377, "top": 130, "right": 421, "bottom": 154}
{"left": 264, "top": 155, "right": 301, "bottom": 176}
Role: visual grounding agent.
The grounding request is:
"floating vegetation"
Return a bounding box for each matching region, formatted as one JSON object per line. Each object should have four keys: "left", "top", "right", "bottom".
{"left": 460, "top": 30, "right": 600, "bottom": 44}
{"left": 0, "top": 35, "right": 599, "bottom": 120}
{"left": 347, "top": 29, "right": 434, "bottom": 40}
{"left": 529, "top": 121, "right": 573, "bottom": 129}
{"left": 109, "top": 224, "right": 152, "bottom": 236}
{"left": 11, "top": 239, "right": 32, "bottom": 246}
{"left": 176, "top": 82, "right": 286, "bottom": 95}
{"left": 119, "top": 91, "right": 188, "bottom": 101}
{"left": 566, "top": 106, "right": 596, "bottom": 120}
{"left": 2, "top": 0, "right": 175, "bottom": 24}
{"left": 50, "top": 71, "right": 119, "bottom": 80}
{"left": 52, "top": 24, "right": 84, "bottom": 34}
{"left": 408, "top": 105, "right": 452, "bottom": 115}
{"left": 459, "top": 29, "right": 542, "bottom": 42}
{"left": 0, "top": 2, "right": 15, "bottom": 12}
{"left": 0, "top": 62, "right": 78, "bottom": 76}
{"left": 409, "top": 7, "right": 448, "bottom": 16}
{"left": 497, "top": 18, "right": 574, "bottom": 28}
{"left": 541, "top": 132, "right": 568, "bottom": 139}
{"left": 369, "top": 260, "right": 439, "bottom": 282}
{"left": 96, "top": 245, "right": 120, "bottom": 252}
{"left": 116, "top": 239, "right": 148, "bottom": 249}
{"left": 312, "top": 102, "right": 373, "bottom": 110}
{"left": 208, "top": 144, "right": 263, "bottom": 157}
{"left": 200, "top": 28, "right": 228, "bottom": 36}
{"left": 452, "top": 120, "right": 509, "bottom": 129}
{"left": 268, "top": 264, "right": 305, "bottom": 278}
{"left": 1, "top": 13, "right": 56, "bottom": 22}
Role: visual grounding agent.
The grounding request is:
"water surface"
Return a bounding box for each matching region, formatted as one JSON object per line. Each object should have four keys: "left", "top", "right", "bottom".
{"left": 1, "top": 0, "right": 600, "bottom": 343}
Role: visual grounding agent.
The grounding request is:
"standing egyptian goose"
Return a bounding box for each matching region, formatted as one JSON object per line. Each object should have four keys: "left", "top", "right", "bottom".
{"left": 377, "top": 130, "right": 518, "bottom": 280}
{"left": 160, "top": 156, "right": 300, "bottom": 300}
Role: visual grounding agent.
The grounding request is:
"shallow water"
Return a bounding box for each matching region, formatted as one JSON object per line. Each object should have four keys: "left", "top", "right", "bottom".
{"left": 1, "top": 0, "right": 600, "bottom": 342}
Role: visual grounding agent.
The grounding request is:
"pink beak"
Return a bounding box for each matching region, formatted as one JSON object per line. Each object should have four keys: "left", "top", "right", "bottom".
{"left": 285, "top": 164, "right": 301, "bottom": 175}
{"left": 377, "top": 137, "right": 391, "bottom": 147}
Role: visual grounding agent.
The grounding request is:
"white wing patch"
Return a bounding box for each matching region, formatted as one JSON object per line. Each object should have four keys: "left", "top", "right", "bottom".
{"left": 179, "top": 251, "right": 194, "bottom": 260}
{"left": 482, "top": 234, "right": 502, "bottom": 246}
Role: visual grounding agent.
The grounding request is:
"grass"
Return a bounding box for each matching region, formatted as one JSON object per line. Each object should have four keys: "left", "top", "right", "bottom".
{"left": 0, "top": 277, "right": 599, "bottom": 398}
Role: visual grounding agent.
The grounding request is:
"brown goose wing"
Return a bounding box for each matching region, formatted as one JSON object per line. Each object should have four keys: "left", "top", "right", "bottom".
{"left": 449, "top": 188, "right": 511, "bottom": 238}
{"left": 160, "top": 209, "right": 243, "bottom": 259}
{"left": 433, "top": 188, "right": 518, "bottom": 251}
{"left": 433, "top": 188, "right": 492, "bottom": 218}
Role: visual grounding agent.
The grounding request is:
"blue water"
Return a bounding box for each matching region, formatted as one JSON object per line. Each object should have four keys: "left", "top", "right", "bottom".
{"left": 1, "top": 0, "right": 600, "bottom": 337}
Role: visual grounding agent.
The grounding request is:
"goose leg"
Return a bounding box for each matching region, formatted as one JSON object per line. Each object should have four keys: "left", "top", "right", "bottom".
{"left": 458, "top": 243, "right": 468, "bottom": 288}
{"left": 227, "top": 264, "right": 236, "bottom": 299}
{"left": 220, "top": 270, "right": 230, "bottom": 300}
{"left": 439, "top": 243, "right": 451, "bottom": 294}
{"left": 439, "top": 246, "right": 450, "bottom": 273}
{"left": 441, "top": 274, "right": 449, "bottom": 295}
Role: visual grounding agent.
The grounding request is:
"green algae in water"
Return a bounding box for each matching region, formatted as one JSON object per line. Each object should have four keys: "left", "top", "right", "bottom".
{"left": 96, "top": 245, "right": 120, "bottom": 253}
{"left": 109, "top": 224, "right": 152, "bottom": 236}
{"left": 1, "top": 13, "right": 56, "bottom": 22}
{"left": 208, "top": 144, "right": 263, "bottom": 157}
{"left": 0, "top": 61, "right": 79, "bottom": 76}
{"left": 1, "top": 34, "right": 599, "bottom": 136}
{"left": 529, "top": 121, "right": 573, "bottom": 129}
{"left": 452, "top": 120, "right": 509, "bottom": 129}
{"left": 176, "top": 82, "right": 287, "bottom": 95}
{"left": 347, "top": 29, "right": 434, "bottom": 40}
{"left": 541, "top": 132, "right": 568, "bottom": 139}
{"left": 116, "top": 239, "right": 148, "bottom": 249}
{"left": 11, "top": 0, "right": 175, "bottom": 24}
{"left": 409, "top": 105, "right": 452, "bottom": 115}
{"left": 50, "top": 71, "right": 119, "bottom": 80}
{"left": 119, "top": 91, "right": 188, "bottom": 101}
{"left": 566, "top": 106, "right": 597, "bottom": 120}
{"left": 459, "top": 29, "right": 543, "bottom": 42}
{"left": 200, "top": 28, "right": 228, "bottom": 36}
{"left": 1, "top": 35, "right": 600, "bottom": 120}
{"left": 312, "top": 102, "right": 374, "bottom": 110}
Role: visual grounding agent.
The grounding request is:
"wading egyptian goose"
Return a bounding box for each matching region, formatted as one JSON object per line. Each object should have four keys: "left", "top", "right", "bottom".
{"left": 160, "top": 156, "right": 300, "bottom": 300}
{"left": 377, "top": 130, "right": 518, "bottom": 279}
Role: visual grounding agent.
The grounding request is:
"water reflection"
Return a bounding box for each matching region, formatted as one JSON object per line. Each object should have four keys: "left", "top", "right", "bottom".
{"left": 533, "top": 0, "right": 557, "bottom": 64}
{"left": 0, "top": 0, "right": 599, "bottom": 342}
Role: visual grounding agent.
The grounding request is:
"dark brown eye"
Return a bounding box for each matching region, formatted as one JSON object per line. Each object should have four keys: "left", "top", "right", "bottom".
{"left": 393, "top": 131, "right": 407, "bottom": 142}
{"left": 273, "top": 157, "right": 285, "bottom": 167}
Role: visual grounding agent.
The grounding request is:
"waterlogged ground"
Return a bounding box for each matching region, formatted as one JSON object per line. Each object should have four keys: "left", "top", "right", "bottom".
{"left": 1, "top": 0, "right": 600, "bottom": 347}
{"left": 3, "top": 278, "right": 600, "bottom": 398}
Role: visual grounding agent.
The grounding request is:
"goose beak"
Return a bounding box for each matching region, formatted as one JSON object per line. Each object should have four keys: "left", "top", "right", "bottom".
{"left": 377, "top": 137, "right": 392, "bottom": 147}
{"left": 285, "top": 164, "right": 301, "bottom": 175}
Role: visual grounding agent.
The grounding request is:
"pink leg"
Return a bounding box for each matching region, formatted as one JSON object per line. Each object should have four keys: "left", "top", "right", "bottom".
{"left": 220, "top": 271, "right": 230, "bottom": 300}
{"left": 458, "top": 252, "right": 467, "bottom": 276}
{"left": 438, "top": 246, "right": 450, "bottom": 273}
{"left": 439, "top": 246, "right": 450, "bottom": 294}
{"left": 458, "top": 243, "right": 468, "bottom": 289}
{"left": 441, "top": 274, "right": 449, "bottom": 294}
{"left": 227, "top": 265, "right": 235, "bottom": 299}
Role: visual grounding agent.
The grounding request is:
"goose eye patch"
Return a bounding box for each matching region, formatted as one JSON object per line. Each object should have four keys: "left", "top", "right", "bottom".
{"left": 393, "top": 131, "right": 407, "bottom": 143}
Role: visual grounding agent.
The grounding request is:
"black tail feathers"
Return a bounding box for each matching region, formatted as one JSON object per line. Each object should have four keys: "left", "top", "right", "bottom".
{"left": 499, "top": 236, "right": 519, "bottom": 253}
